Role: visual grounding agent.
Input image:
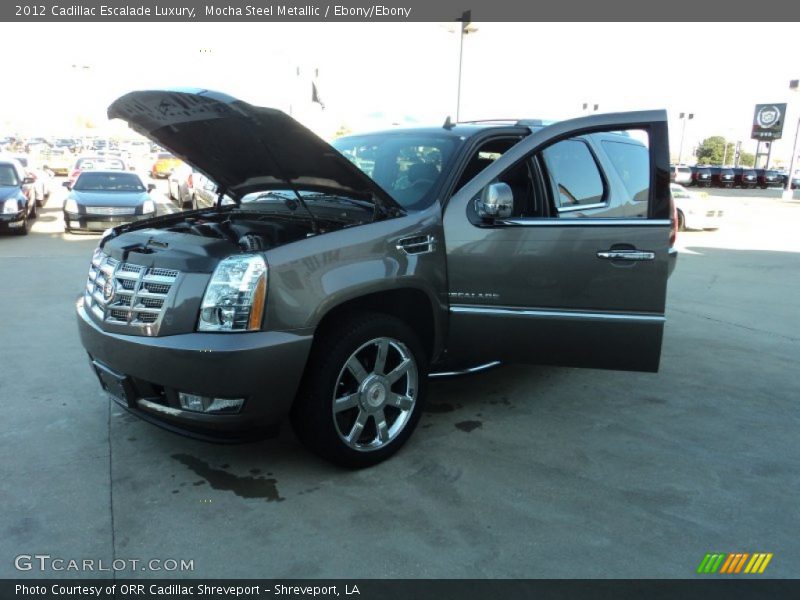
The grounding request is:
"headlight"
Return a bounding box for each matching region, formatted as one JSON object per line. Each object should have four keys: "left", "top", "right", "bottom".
{"left": 198, "top": 254, "right": 267, "bottom": 332}
{"left": 64, "top": 198, "right": 79, "bottom": 213}
{"left": 142, "top": 199, "right": 155, "bottom": 214}
{"left": 2, "top": 198, "right": 19, "bottom": 214}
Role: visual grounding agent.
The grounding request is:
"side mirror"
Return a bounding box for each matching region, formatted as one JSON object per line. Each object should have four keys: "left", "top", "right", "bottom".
{"left": 62, "top": 181, "right": 72, "bottom": 190}
{"left": 22, "top": 177, "right": 35, "bottom": 185}
{"left": 476, "top": 182, "right": 513, "bottom": 219}
{"left": 147, "top": 183, "right": 156, "bottom": 193}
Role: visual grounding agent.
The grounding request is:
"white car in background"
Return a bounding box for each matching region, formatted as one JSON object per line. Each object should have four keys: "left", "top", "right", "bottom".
{"left": 670, "top": 165, "right": 692, "bottom": 185}
{"left": 670, "top": 183, "right": 723, "bottom": 231}
{"left": 12, "top": 155, "right": 53, "bottom": 206}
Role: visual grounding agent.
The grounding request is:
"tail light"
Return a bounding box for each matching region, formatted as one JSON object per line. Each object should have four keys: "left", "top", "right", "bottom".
{"left": 187, "top": 173, "right": 193, "bottom": 189}
{"left": 70, "top": 169, "right": 80, "bottom": 181}
{"left": 669, "top": 194, "right": 678, "bottom": 247}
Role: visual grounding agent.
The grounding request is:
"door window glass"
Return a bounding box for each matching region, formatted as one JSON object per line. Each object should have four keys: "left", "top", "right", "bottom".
{"left": 541, "top": 140, "right": 605, "bottom": 209}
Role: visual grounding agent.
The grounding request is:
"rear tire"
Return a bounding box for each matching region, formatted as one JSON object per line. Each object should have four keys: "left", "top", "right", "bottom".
{"left": 290, "top": 313, "right": 428, "bottom": 468}
{"left": 677, "top": 210, "right": 686, "bottom": 232}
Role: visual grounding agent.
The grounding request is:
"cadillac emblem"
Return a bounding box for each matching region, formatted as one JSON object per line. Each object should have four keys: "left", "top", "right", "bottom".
{"left": 756, "top": 105, "right": 781, "bottom": 128}
{"left": 103, "top": 279, "right": 115, "bottom": 302}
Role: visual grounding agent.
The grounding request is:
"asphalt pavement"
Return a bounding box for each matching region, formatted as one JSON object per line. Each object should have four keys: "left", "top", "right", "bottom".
{"left": 1, "top": 181, "right": 798, "bottom": 578}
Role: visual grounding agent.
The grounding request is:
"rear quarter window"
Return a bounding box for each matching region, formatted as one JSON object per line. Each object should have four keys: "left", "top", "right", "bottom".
{"left": 601, "top": 140, "right": 650, "bottom": 204}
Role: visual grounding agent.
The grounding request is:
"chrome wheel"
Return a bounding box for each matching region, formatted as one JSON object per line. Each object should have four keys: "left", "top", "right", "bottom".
{"left": 332, "top": 337, "right": 418, "bottom": 452}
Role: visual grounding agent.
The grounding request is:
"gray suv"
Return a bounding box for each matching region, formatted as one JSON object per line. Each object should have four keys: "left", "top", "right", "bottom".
{"left": 77, "top": 88, "right": 677, "bottom": 467}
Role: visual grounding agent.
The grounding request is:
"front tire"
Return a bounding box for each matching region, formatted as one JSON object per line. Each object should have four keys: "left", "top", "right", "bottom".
{"left": 677, "top": 210, "right": 686, "bottom": 232}
{"left": 290, "top": 313, "right": 428, "bottom": 468}
{"left": 15, "top": 213, "right": 29, "bottom": 236}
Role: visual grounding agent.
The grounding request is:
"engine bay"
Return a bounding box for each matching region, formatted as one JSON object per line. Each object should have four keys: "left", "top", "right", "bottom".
{"left": 163, "top": 211, "right": 320, "bottom": 253}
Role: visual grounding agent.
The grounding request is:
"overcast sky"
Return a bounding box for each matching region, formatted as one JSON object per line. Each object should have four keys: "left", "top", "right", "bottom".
{"left": 4, "top": 22, "right": 799, "bottom": 163}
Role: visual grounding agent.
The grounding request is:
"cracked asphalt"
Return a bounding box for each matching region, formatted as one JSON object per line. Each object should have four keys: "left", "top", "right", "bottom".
{"left": 1, "top": 182, "right": 798, "bottom": 578}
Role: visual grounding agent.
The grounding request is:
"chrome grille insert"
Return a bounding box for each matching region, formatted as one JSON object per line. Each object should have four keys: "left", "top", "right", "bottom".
{"left": 84, "top": 251, "right": 179, "bottom": 331}
{"left": 84, "top": 206, "right": 137, "bottom": 216}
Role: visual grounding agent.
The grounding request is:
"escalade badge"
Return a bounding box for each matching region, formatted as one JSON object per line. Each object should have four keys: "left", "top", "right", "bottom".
{"left": 103, "top": 279, "right": 115, "bottom": 303}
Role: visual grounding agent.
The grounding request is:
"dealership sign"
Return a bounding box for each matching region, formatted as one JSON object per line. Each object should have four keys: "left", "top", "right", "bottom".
{"left": 752, "top": 104, "right": 786, "bottom": 140}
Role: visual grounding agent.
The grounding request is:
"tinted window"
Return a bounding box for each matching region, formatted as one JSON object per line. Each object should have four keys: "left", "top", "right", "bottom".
{"left": 333, "top": 134, "right": 457, "bottom": 210}
{"left": 602, "top": 140, "right": 650, "bottom": 203}
{"left": 0, "top": 164, "right": 20, "bottom": 186}
{"left": 74, "top": 172, "right": 144, "bottom": 192}
{"left": 542, "top": 140, "right": 604, "bottom": 209}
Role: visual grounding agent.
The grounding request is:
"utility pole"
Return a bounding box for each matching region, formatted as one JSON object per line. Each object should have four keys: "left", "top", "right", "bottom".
{"left": 455, "top": 11, "right": 478, "bottom": 122}
{"left": 677, "top": 112, "right": 694, "bottom": 165}
{"left": 784, "top": 79, "right": 799, "bottom": 200}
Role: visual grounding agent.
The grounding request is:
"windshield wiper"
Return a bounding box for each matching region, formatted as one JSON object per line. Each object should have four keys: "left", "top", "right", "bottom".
{"left": 299, "top": 193, "right": 385, "bottom": 221}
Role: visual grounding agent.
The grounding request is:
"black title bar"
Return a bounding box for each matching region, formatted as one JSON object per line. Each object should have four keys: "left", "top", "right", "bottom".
{"left": 4, "top": 0, "right": 800, "bottom": 22}
{"left": 4, "top": 579, "right": 799, "bottom": 600}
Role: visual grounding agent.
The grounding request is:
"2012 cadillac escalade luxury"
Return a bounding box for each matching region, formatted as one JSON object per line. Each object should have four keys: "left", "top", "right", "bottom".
{"left": 77, "top": 88, "right": 678, "bottom": 467}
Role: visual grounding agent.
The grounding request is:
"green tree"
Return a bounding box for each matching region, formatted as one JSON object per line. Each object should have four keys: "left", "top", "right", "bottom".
{"left": 695, "top": 136, "right": 726, "bottom": 165}
{"left": 738, "top": 151, "right": 755, "bottom": 167}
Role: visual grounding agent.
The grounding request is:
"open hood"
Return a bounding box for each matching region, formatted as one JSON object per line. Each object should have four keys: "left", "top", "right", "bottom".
{"left": 107, "top": 88, "right": 403, "bottom": 214}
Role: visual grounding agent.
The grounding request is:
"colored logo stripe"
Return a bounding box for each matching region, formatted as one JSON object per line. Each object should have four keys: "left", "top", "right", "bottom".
{"left": 744, "top": 553, "right": 773, "bottom": 574}
{"left": 698, "top": 553, "right": 773, "bottom": 574}
{"left": 697, "top": 553, "right": 725, "bottom": 573}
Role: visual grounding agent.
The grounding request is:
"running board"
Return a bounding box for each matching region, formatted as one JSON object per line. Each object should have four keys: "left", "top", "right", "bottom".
{"left": 429, "top": 361, "right": 503, "bottom": 379}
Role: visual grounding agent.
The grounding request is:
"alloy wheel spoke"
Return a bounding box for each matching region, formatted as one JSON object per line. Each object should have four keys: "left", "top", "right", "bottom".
{"left": 374, "top": 339, "right": 390, "bottom": 375}
{"left": 334, "top": 393, "right": 359, "bottom": 413}
{"left": 347, "top": 410, "right": 369, "bottom": 444}
{"left": 386, "top": 358, "right": 412, "bottom": 384}
{"left": 388, "top": 393, "right": 414, "bottom": 411}
{"left": 346, "top": 355, "right": 369, "bottom": 383}
{"left": 375, "top": 410, "right": 390, "bottom": 443}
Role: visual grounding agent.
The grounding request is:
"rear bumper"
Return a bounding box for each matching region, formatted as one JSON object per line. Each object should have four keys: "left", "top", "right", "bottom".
{"left": 77, "top": 300, "right": 314, "bottom": 441}
{"left": 668, "top": 247, "right": 678, "bottom": 277}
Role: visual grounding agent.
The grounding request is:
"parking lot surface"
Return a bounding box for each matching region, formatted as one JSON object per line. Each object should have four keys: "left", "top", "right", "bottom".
{"left": 1, "top": 182, "right": 798, "bottom": 578}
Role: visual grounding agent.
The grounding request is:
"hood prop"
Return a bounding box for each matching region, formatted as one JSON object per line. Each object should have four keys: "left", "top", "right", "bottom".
{"left": 247, "top": 120, "right": 320, "bottom": 235}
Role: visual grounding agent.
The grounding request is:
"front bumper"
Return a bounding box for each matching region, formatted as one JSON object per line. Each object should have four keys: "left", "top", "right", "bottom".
{"left": 685, "top": 210, "right": 724, "bottom": 230}
{"left": 64, "top": 211, "right": 154, "bottom": 232}
{"left": 0, "top": 210, "right": 26, "bottom": 231}
{"left": 77, "top": 300, "right": 314, "bottom": 442}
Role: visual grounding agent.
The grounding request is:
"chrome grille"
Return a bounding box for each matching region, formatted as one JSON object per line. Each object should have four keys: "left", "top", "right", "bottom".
{"left": 84, "top": 206, "right": 137, "bottom": 216}
{"left": 84, "top": 251, "right": 179, "bottom": 330}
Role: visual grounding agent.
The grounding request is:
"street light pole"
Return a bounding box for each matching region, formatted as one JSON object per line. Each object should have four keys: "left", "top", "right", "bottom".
{"left": 677, "top": 112, "right": 693, "bottom": 165}
{"left": 784, "top": 79, "right": 799, "bottom": 200}
{"left": 455, "top": 11, "right": 477, "bottom": 122}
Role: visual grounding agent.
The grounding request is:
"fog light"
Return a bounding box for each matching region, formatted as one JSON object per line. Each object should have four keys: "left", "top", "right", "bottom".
{"left": 178, "top": 392, "right": 206, "bottom": 412}
{"left": 206, "top": 398, "right": 245, "bottom": 414}
{"left": 178, "top": 392, "right": 245, "bottom": 414}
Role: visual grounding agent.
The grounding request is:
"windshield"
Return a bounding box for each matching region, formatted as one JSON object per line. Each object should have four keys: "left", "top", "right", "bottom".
{"left": 332, "top": 133, "right": 458, "bottom": 211}
{"left": 74, "top": 172, "right": 144, "bottom": 192}
{"left": 0, "top": 164, "right": 20, "bottom": 186}
{"left": 240, "top": 189, "right": 375, "bottom": 218}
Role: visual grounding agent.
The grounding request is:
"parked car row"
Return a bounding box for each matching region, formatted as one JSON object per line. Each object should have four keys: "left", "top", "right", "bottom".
{"left": 0, "top": 158, "right": 39, "bottom": 236}
{"left": 674, "top": 164, "right": 790, "bottom": 189}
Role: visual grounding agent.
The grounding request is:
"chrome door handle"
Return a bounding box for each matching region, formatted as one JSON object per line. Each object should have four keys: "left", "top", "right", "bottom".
{"left": 597, "top": 250, "right": 655, "bottom": 261}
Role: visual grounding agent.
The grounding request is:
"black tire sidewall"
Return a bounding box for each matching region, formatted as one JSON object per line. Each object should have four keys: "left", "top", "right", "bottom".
{"left": 291, "top": 313, "right": 428, "bottom": 468}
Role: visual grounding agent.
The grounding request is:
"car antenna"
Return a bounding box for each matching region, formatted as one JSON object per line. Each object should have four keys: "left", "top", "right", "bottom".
{"left": 443, "top": 116, "right": 455, "bottom": 130}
